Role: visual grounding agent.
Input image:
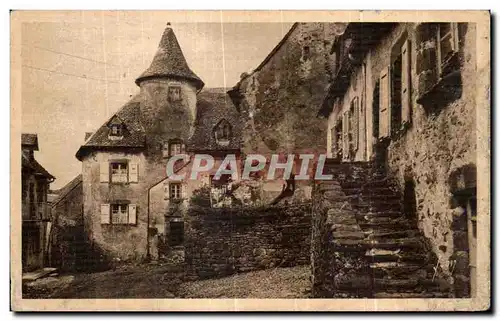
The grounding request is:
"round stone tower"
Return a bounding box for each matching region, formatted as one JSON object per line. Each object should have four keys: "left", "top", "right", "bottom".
{"left": 136, "top": 23, "right": 204, "bottom": 154}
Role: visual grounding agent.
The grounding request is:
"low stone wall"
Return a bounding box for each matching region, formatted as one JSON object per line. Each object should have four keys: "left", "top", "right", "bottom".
{"left": 184, "top": 204, "right": 311, "bottom": 280}
{"left": 310, "top": 161, "right": 375, "bottom": 298}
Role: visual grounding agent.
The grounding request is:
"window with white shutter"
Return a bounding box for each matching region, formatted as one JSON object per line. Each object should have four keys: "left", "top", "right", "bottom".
{"left": 342, "top": 112, "right": 349, "bottom": 161}
{"left": 350, "top": 96, "right": 360, "bottom": 151}
{"left": 129, "top": 162, "right": 138, "bottom": 183}
{"left": 164, "top": 183, "right": 169, "bottom": 200}
{"left": 100, "top": 162, "right": 109, "bottom": 183}
{"left": 128, "top": 204, "right": 137, "bottom": 225}
{"left": 379, "top": 66, "right": 391, "bottom": 138}
{"left": 100, "top": 204, "right": 110, "bottom": 224}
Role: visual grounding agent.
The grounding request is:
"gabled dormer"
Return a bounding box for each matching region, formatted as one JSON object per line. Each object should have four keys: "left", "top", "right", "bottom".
{"left": 213, "top": 119, "right": 232, "bottom": 147}
{"left": 107, "top": 115, "right": 127, "bottom": 140}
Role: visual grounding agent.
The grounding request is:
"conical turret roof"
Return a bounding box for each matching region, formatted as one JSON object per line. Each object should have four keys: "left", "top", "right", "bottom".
{"left": 136, "top": 23, "right": 204, "bottom": 89}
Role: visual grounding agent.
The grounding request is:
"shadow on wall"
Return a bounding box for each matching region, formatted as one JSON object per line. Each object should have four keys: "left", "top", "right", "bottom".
{"left": 49, "top": 225, "right": 113, "bottom": 272}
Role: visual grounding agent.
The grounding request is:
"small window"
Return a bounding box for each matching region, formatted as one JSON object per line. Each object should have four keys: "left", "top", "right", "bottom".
{"left": 168, "top": 86, "right": 182, "bottom": 102}
{"left": 302, "top": 46, "right": 310, "bottom": 61}
{"left": 163, "top": 140, "right": 185, "bottom": 158}
{"left": 437, "top": 23, "right": 458, "bottom": 68}
{"left": 214, "top": 119, "right": 232, "bottom": 146}
{"left": 111, "top": 204, "right": 129, "bottom": 224}
{"left": 110, "top": 124, "right": 123, "bottom": 137}
{"left": 111, "top": 162, "right": 128, "bottom": 183}
{"left": 169, "top": 183, "right": 182, "bottom": 200}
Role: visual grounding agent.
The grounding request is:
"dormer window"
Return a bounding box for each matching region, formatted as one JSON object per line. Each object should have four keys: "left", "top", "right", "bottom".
{"left": 110, "top": 125, "right": 122, "bottom": 136}
{"left": 168, "top": 86, "right": 182, "bottom": 102}
{"left": 108, "top": 116, "right": 125, "bottom": 140}
{"left": 214, "top": 119, "right": 232, "bottom": 147}
{"left": 163, "top": 139, "right": 185, "bottom": 158}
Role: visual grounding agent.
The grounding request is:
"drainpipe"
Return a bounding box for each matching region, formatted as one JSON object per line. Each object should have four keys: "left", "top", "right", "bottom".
{"left": 145, "top": 175, "right": 168, "bottom": 262}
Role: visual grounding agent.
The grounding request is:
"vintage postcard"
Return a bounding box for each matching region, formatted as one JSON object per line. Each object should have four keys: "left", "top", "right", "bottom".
{"left": 11, "top": 10, "right": 490, "bottom": 311}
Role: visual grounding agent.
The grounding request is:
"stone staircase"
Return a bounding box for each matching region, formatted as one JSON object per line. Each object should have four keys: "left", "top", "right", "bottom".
{"left": 311, "top": 160, "right": 451, "bottom": 298}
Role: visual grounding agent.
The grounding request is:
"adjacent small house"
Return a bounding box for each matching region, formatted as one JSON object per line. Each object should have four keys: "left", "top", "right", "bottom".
{"left": 21, "top": 133, "right": 55, "bottom": 272}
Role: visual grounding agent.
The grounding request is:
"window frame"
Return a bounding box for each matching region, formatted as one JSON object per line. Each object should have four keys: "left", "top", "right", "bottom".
{"left": 110, "top": 203, "right": 129, "bottom": 225}
{"left": 436, "top": 22, "right": 459, "bottom": 77}
{"left": 110, "top": 160, "right": 129, "bottom": 184}
{"left": 169, "top": 182, "right": 182, "bottom": 200}
{"left": 168, "top": 85, "right": 182, "bottom": 102}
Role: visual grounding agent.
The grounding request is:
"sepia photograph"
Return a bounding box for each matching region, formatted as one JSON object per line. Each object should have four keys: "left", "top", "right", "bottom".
{"left": 10, "top": 10, "right": 490, "bottom": 311}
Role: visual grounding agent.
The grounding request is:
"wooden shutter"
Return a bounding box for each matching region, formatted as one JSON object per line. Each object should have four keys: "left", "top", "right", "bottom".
{"left": 342, "top": 112, "right": 349, "bottom": 160}
{"left": 181, "top": 184, "right": 187, "bottom": 199}
{"left": 401, "top": 40, "right": 411, "bottom": 125}
{"left": 128, "top": 204, "right": 137, "bottom": 224}
{"left": 379, "top": 66, "right": 391, "bottom": 138}
{"left": 129, "top": 162, "right": 138, "bottom": 183}
{"left": 100, "top": 204, "right": 110, "bottom": 224}
{"left": 100, "top": 162, "right": 109, "bottom": 183}
{"left": 164, "top": 183, "right": 169, "bottom": 200}
{"left": 353, "top": 97, "right": 359, "bottom": 150}
{"left": 330, "top": 127, "right": 337, "bottom": 157}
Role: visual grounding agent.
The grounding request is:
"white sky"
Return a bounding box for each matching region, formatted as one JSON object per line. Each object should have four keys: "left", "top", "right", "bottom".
{"left": 21, "top": 13, "right": 293, "bottom": 189}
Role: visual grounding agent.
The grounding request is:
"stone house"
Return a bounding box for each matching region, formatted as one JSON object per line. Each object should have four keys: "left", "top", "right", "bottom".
{"left": 313, "top": 23, "right": 478, "bottom": 297}
{"left": 21, "top": 133, "right": 55, "bottom": 272}
{"left": 75, "top": 24, "right": 247, "bottom": 262}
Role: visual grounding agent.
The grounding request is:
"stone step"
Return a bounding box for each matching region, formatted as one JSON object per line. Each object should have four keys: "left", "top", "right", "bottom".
{"left": 373, "top": 291, "right": 451, "bottom": 298}
{"left": 340, "top": 179, "right": 392, "bottom": 190}
{"left": 370, "top": 262, "right": 435, "bottom": 279}
{"left": 342, "top": 186, "right": 399, "bottom": 196}
{"left": 355, "top": 211, "right": 404, "bottom": 220}
{"left": 373, "top": 278, "right": 420, "bottom": 290}
{"left": 365, "top": 249, "right": 428, "bottom": 263}
{"left": 358, "top": 216, "right": 416, "bottom": 226}
{"left": 361, "top": 237, "right": 425, "bottom": 251}
{"left": 365, "top": 229, "right": 422, "bottom": 240}
{"left": 351, "top": 202, "right": 402, "bottom": 212}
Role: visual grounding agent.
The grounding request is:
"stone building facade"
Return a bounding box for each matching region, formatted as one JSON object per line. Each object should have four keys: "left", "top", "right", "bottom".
{"left": 315, "top": 22, "right": 479, "bottom": 297}
{"left": 21, "top": 133, "right": 55, "bottom": 272}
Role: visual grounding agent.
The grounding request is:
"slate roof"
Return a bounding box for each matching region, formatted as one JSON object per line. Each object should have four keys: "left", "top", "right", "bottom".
{"left": 188, "top": 88, "right": 242, "bottom": 152}
{"left": 75, "top": 95, "right": 146, "bottom": 160}
{"left": 51, "top": 174, "right": 82, "bottom": 207}
{"left": 21, "top": 133, "right": 39, "bottom": 150}
{"left": 136, "top": 25, "right": 204, "bottom": 90}
{"left": 22, "top": 151, "right": 55, "bottom": 180}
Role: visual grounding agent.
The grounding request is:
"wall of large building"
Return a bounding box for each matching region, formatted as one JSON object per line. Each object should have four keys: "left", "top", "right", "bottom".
{"left": 233, "top": 23, "right": 342, "bottom": 156}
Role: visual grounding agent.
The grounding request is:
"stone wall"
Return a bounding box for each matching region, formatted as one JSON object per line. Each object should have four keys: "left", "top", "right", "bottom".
{"left": 185, "top": 203, "right": 311, "bottom": 280}
{"left": 232, "top": 23, "right": 343, "bottom": 156}
{"left": 310, "top": 162, "right": 374, "bottom": 298}
{"left": 370, "top": 23, "right": 478, "bottom": 285}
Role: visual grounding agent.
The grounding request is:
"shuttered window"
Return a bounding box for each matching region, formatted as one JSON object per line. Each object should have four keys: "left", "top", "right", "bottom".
{"left": 128, "top": 204, "right": 137, "bottom": 225}
{"left": 350, "top": 96, "right": 360, "bottom": 151}
{"left": 128, "top": 162, "right": 138, "bottom": 183}
{"left": 342, "top": 112, "right": 349, "bottom": 161}
{"left": 401, "top": 39, "right": 412, "bottom": 125}
{"left": 100, "top": 162, "right": 109, "bottom": 183}
{"left": 379, "top": 66, "right": 391, "bottom": 138}
{"left": 101, "top": 203, "right": 136, "bottom": 225}
{"left": 100, "top": 204, "right": 110, "bottom": 224}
